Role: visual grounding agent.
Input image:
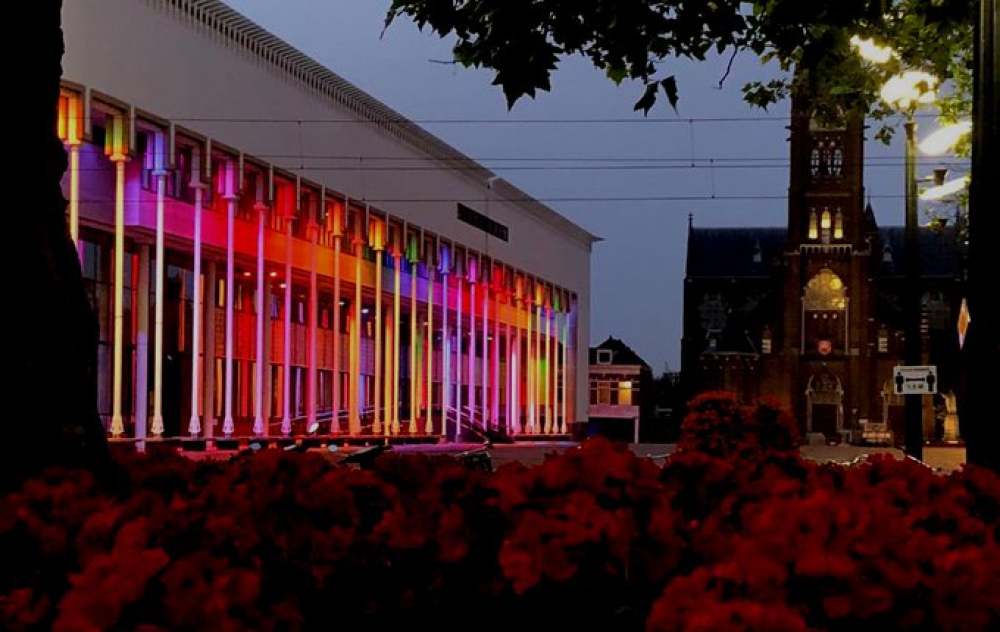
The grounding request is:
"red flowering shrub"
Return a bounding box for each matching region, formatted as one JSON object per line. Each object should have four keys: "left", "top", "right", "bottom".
{"left": 2, "top": 398, "right": 998, "bottom": 631}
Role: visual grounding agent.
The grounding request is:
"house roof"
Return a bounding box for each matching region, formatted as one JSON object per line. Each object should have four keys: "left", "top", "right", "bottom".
{"left": 877, "top": 227, "right": 964, "bottom": 278}
{"left": 589, "top": 337, "right": 651, "bottom": 369}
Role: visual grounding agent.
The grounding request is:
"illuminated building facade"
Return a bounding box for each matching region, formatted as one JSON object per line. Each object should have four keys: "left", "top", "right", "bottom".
{"left": 682, "top": 98, "right": 964, "bottom": 443}
{"left": 60, "top": 0, "right": 596, "bottom": 442}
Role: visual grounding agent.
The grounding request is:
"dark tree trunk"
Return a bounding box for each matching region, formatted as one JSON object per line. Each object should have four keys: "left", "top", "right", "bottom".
{"left": 5, "top": 0, "right": 113, "bottom": 491}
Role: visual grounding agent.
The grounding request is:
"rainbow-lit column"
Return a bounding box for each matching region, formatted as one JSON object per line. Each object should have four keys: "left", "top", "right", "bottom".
{"left": 559, "top": 295, "right": 569, "bottom": 434}
{"left": 481, "top": 261, "right": 489, "bottom": 431}
{"left": 253, "top": 182, "right": 269, "bottom": 436}
{"left": 280, "top": 186, "right": 295, "bottom": 436}
{"left": 57, "top": 92, "right": 84, "bottom": 257}
{"left": 107, "top": 113, "right": 129, "bottom": 438}
{"left": 391, "top": 239, "right": 402, "bottom": 436}
{"left": 467, "top": 258, "right": 477, "bottom": 429}
{"left": 455, "top": 263, "right": 464, "bottom": 440}
{"left": 371, "top": 215, "right": 385, "bottom": 436}
{"left": 221, "top": 160, "right": 239, "bottom": 438}
{"left": 407, "top": 233, "right": 419, "bottom": 434}
{"left": 329, "top": 199, "right": 344, "bottom": 434}
{"left": 439, "top": 244, "right": 451, "bottom": 439}
{"left": 307, "top": 213, "right": 320, "bottom": 432}
{"left": 424, "top": 254, "right": 435, "bottom": 435}
{"left": 349, "top": 209, "right": 363, "bottom": 435}
{"left": 150, "top": 132, "right": 168, "bottom": 438}
{"left": 491, "top": 267, "right": 501, "bottom": 432}
{"left": 188, "top": 147, "right": 206, "bottom": 437}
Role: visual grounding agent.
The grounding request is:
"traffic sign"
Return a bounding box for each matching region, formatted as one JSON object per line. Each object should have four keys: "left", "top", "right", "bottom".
{"left": 893, "top": 365, "right": 938, "bottom": 395}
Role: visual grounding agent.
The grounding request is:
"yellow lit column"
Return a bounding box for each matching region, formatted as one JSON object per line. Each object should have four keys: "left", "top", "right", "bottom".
{"left": 151, "top": 132, "right": 168, "bottom": 437}
{"left": 392, "top": 251, "right": 402, "bottom": 435}
{"left": 188, "top": 150, "right": 206, "bottom": 437}
{"left": 107, "top": 114, "right": 129, "bottom": 438}
{"left": 58, "top": 93, "right": 84, "bottom": 257}
{"left": 221, "top": 162, "right": 238, "bottom": 438}
{"left": 253, "top": 201, "right": 268, "bottom": 436}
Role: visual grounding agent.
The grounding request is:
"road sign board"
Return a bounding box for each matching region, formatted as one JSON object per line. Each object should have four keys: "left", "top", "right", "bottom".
{"left": 893, "top": 365, "right": 938, "bottom": 395}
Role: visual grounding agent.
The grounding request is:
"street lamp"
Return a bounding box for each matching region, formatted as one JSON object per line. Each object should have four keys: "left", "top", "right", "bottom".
{"left": 852, "top": 36, "right": 938, "bottom": 460}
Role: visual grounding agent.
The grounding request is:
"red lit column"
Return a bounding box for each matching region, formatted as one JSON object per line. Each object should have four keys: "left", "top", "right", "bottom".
{"left": 468, "top": 265, "right": 477, "bottom": 428}
{"left": 481, "top": 274, "right": 489, "bottom": 430}
{"left": 281, "top": 206, "right": 294, "bottom": 436}
{"left": 455, "top": 274, "right": 464, "bottom": 440}
{"left": 492, "top": 287, "right": 501, "bottom": 432}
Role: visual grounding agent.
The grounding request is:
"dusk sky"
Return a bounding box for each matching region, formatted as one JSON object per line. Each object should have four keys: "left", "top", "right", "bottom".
{"left": 223, "top": 0, "right": 918, "bottom": 374}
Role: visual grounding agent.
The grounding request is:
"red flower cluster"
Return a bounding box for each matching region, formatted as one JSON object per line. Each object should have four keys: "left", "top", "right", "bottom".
{"left": 1, "top": 394, "right": 998, "bottom": 631}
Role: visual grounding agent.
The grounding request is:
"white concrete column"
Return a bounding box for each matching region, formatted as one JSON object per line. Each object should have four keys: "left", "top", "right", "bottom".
{"left": 151, "top": 157, "right": 167, "bottom": 437}
{"left": 253, "top": 203, "right": 268, "bottom": 435}
{"left": 331, "top": 233, "right": 342, "bottom": 434}
{"left": 135, "top": 244, "right": 151, "bottom": 446}
{"left": 110, "top": 157, "right": 128, "bottom": 437}
{"left": 281, "top": 217, "right": 294, "bottom": 436}
{"left": 222, "top": 172, "right": 237, "bottom": 438}
{"left": 188, "top": 179, "right": 205, "bottom": 436}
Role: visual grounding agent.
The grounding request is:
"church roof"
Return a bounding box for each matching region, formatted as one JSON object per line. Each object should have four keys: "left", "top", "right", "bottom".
{"left": 686, "top": 227, "right": 786, "bottom": 278}
{"left": 877, "top": 227, "right": 964, "bottom": 278}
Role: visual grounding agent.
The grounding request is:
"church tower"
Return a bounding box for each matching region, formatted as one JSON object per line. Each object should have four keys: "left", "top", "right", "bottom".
{"left": 777, "top": 93, "right": 878, "bottom": 436}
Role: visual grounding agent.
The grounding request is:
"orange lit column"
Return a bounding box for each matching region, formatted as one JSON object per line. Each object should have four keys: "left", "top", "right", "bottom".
{"left": 221, "top": 161, "right": 238, "bottom": 438}
{"left": 392, "top": 250, "right": 402, "bottom": 435}
{"left": 253, "top": 199, "right": 268, "bottom": 436}
{"left": 151, "top": 132, "right": 168, "bottom": 437}
{"left": 307, "top": 219, "right": 319, "bottom": 432}
{"left": 330, "top": 201, "right": 344, "bottom": 434}
{"left": 281, "top": 205, "right": 295, "bottom": 436}
{"left": 108, "top": 114, "right": 129, "bottom": 437}
{"left": 188, "top": 149, "right": 206, "bottom": 437}
{"left": 135, "top": 244, "right": 150, "bottom": 446}
{"left": 58, "top": 93, "right": 83, "bottom": 257}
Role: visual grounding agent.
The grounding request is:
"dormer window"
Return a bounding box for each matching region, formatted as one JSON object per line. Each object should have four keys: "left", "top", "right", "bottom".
{"left": 596, "top": 349, "right": 612, "bottom": 365}
{"left": 882, "top": 244, "right": 894, "bottom": 264}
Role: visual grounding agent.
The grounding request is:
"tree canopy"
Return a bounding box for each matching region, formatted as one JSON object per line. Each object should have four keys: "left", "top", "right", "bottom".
{"left": 386, "top": 0, "right": 975, "bottom": 139}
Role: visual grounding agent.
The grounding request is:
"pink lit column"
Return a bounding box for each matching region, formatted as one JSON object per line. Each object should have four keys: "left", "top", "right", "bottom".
{"left": 253, "top": 200, "right": 268, "bottom": 436}
{"left": 281, "top": 209, "right": 294, "bottom": 436}
{"left": 188, "top": 150, "right": 205, "bottom": 437}
{"left": 221, "top": 161, "right": 238, "bottom": 438}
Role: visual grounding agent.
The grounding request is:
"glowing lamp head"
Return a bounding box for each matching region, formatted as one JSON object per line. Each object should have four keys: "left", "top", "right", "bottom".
{"left": 850, "top": 35, "right": 896, "bottom": 64}
{"left": 918, "top": 121, "right": 972, "bottom": 156}
{"left": 880, "top": 71, "right": 938, "bottom": 111}
{"left": 920, "top": 176, "right": 969, "bottom": 201}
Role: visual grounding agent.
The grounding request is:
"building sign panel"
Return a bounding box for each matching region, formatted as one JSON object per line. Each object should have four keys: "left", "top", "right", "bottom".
{"left": 457, "top": 203, "right": 509, "bottom": 242}
{"left": 893, "top": 365, "right": 938, "bottom": 395}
